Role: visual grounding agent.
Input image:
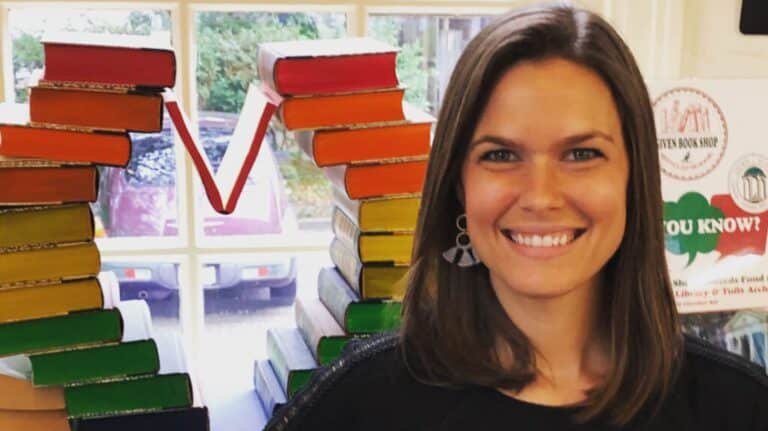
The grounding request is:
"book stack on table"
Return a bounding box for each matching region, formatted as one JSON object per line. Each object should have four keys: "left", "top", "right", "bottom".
{"left": 252, "top": 37, "right": 433, "bottom": 419}
{"left": 0, "top": 33, "right": 209, "bottom": 431}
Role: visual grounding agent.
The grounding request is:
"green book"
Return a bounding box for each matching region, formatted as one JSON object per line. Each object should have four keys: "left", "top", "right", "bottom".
{"left": 318, "top": 266, "right": 402, "bottom": 333}
{"left": 295, "top": 296, "right": 350, "bottom": 365}
{"left": 63, "top": 332, "right": 195, "bottom": 418}
{"left": 30, "top": 339, "right": 160, "bottom": 386}
{"left": 0, "top": 309, "right": 122, "bottom": 357}
{"left": 266, "top": 327, "right": 317, "bottom": 398}
{"left": 65, "top": 373, "right": 192, "bottom": 418}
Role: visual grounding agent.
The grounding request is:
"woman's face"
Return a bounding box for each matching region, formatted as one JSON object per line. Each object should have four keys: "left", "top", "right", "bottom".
{"left": 461, "top": 57, "right": 629, "bottom": 301}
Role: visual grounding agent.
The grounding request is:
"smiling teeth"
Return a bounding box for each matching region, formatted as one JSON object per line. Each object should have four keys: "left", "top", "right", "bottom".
{"left": 511, "top": 232, "right": 573, "bottom": 247}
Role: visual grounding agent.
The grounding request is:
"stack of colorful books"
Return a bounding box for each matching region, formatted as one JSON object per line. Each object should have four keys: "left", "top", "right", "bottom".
{"left": 252, "top": 37, "right": 434, "bottom": 418}
{"left": 0, "top": 33, "right": 209, "bottom": 431}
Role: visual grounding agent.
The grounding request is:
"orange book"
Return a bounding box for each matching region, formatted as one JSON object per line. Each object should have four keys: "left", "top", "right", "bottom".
{"left": 0, "top": 159, "right": 98, "bottom": 205}
{"left": 275, "top": 87, "right": 405, "bottom": 131}
{"left": 29, "top": 84, "right": 163, "bottom": 132}
{"left": 0, "top": 374, "right": 64, "bottom": 410}
{"left": 324, "top": 157, "right": 428, "bottom": 199}
{"left": 0, "top": 123, "right": 131, "bottom": 167}
{"left": 295, "top": 104, "right": 433, "bottom": 167}
{"left": 0, "top": 410, "right": 69, "bottom": 431}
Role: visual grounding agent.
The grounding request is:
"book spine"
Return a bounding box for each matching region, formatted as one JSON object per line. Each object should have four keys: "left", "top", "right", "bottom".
{"left": 329, "top": 238, "right": 362, "bottom": 295}
{"left": 253, "top": 360, "right": 286, "bottom": 419}
{"left": 323, "top": 167, "right": 350, "bottom": 200}
{"left": 266, "top": 328, "right": 316, "bottom": 396}
{"left": 257, "top": 46, "right": 281, "bottom": 94}
{"left": 294, "top": 130, "right": 317, "bottom": 166}
{"left": 318, "top": 267, "right": 357, "bottom": 331}
{"left": 332, "top": 187, "right": 362, "bottom": 226}
{"left": 331, "top": 206, "right": 361, "bottom": 258}
{"left": 294, "top": 298, "right": 322, "bottom": 360}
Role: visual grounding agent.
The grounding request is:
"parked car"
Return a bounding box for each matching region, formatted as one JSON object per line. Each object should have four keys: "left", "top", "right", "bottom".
{"left": 97, "top": 112, "right": 298, "bottom": 309}
{"left": 101, "top": 256, "right": 298, "bottom": 312}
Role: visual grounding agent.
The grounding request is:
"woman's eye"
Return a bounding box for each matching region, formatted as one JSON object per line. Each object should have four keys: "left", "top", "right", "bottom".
{"left": 564, "top": 148, "right": 603, "bottom": 161}
{"left": 480, "top": 149, "right": 518, "bottom": 162}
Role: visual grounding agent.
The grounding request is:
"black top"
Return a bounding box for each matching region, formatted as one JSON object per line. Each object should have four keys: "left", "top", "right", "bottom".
{"left": 265, "top": 333, "right": 768, "bottom": 431}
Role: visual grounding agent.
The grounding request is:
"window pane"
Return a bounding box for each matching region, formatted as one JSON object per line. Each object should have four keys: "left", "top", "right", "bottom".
{"left": 101, "top": 259, "right": 181, "bottom": 338}
{"left": 368, "top": 14, "right": 497, "bottom": 115}
{"left": 8, "top": 8, "right": 180, "bottom": 239}
{"left": 193, "top": 11, "right": 347, "bottom": 241}
{"left": 200, "top": 251, "right": 331, "bottom": 429}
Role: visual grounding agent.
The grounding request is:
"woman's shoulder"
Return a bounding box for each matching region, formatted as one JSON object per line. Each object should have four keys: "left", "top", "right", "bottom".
{"left": 681, "top": 334, "right": 768, "bottom": 392}
{"left": 264, "top": 332, "right": 469, "bottom": 431}
{"left": 650, "top": 335, "right": 768, "bottom": 430}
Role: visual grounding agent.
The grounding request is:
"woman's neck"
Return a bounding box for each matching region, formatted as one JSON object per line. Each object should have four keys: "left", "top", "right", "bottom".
{"left": 492, "top": 275, "right": 610, "bottom": 405}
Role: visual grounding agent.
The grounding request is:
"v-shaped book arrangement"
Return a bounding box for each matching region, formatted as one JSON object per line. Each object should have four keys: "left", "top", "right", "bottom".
{"left": 0, "top": 32, "right": 209, "bottom": 431}
{"left": 252, "top": 37, "right": 434, "bottom": 419}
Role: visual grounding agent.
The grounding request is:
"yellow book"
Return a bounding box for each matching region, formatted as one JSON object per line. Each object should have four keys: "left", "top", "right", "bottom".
{"left": 332, "top": 206, "right": 413, "bottom": 264}
{"left": 329, "top": 238, "right": 409, "bottom": 300}
{"left": 332, "top": 188, "right": 420, "bottom": 232}
{"left": 0, "top": 374, "right": 65, "bottom": 410}
{"left": 0, "top": 409, "right": 69, "bottom": 431}
{"left": 0, "top": 204, "right": 94, "bottom": 251}
{"left": 0, "top": 242, "right": 100, "bottom": 287}
{"left": 0, "top": 277, "right": 103, "bottom": 324}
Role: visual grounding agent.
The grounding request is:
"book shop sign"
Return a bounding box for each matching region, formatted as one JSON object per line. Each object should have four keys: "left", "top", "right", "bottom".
{"left": 651, "top": 81, "right": 768, "bottom": 313}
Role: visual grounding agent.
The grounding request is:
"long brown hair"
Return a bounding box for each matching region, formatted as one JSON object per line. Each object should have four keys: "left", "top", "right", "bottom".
{"left": 400, "top": 4, "right": 681, "bottom": 425}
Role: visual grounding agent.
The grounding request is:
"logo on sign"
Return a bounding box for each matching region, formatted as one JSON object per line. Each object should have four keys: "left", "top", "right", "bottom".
{"left": 653, "top": 87, "right": 728, "bottom": 181}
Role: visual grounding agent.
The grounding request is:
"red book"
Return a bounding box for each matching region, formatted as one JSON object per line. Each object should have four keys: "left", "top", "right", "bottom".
{"left": 258, "top": 37, "right": 398, "bottom": 96}
{"left": 42, "top": 32, "right": 176, "bottom": 88}
{"left": 324, "top": 158, "right": 428, "bottom": 200}
{"left": 0, "top": 121, "right": 131, "bottom": 167}
{"left": 163, "top": 84, "right": 279, "bottom": 214}
{"left": 0, "top": 158, "right": 98, "bottom": 205}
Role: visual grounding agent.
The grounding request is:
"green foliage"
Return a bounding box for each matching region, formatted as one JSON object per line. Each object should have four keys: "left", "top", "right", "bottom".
{"left": 196, "top": 12, "right": 344, "bottom": 113}
{"left": 12, "top": 33, "right": 43, "bottom": 102}
{"left": 368, "top": 16, "right": 435, "bottom": 112}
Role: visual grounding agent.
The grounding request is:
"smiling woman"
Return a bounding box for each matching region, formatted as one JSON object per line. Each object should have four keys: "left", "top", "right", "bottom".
{"left": 268, "top": 4, "right": 768, "bottom": 431}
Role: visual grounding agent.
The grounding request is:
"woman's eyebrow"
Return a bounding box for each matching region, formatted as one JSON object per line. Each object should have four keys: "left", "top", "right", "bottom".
{"left": 470, "top": 130, "right": 614, "bottom": 149}
{"left": 560, "top": 131, "right": 615, "bottom": 146}
{"left": 469, "top": 135, "right": 522, "bottom": 149}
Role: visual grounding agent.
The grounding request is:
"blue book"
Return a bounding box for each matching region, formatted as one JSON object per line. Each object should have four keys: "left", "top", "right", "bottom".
{"left": 253, "top": 359, "right": 286, "bottom": 419}
{"left": 266, "top": 327, "right": 317, "bottom": 398}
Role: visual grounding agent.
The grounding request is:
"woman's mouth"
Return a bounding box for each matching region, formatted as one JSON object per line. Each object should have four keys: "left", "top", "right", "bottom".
{"left": 501, "top": 228, "right": 587, "bottom": 248}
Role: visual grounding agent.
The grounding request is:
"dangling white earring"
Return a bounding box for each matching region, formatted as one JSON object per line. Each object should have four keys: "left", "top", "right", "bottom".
{"left": 442, "top": 214, "right": 481, "bottom": 267}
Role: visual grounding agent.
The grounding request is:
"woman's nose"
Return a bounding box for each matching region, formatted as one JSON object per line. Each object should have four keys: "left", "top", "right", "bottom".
{"left": 517, "top": 160, "right": 565, "bottom": 212}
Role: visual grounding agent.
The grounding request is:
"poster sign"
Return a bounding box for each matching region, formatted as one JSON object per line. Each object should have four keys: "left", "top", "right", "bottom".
{"left": 650, "top": 81, "right": 768, "bottom": 313}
